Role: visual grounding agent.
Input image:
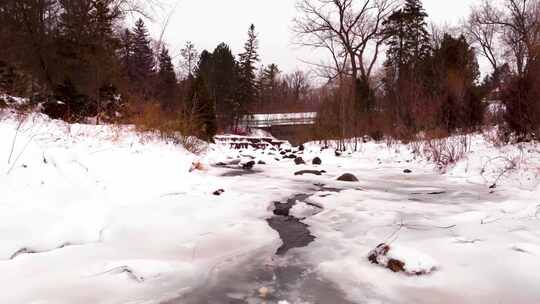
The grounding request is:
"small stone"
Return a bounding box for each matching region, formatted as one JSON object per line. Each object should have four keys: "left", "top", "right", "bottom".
{"left": 312, "top": 157, "right": 322, "bottom": 165}
{"left": 213, "top": 189, "right": 225, "bottom": 196}
{"left": 335, "top": 150, "right": 342, "bottom": 157}
{"left": 258, "top": 160, "right": 266, "bottom": 165}
{"left": 337, "top": 173, "right": 358, "bottom": 182}
{"left": 242, "top": 161, "right": 256, "bottom": 170}
{"left": 295, "top": 170, "right": 324, "bottom": 176}
{"left": 294, "top": 157, "right": 306, "bottom": 165}
{"left": 403, "top": 169, "right": 412, "bottom": 174}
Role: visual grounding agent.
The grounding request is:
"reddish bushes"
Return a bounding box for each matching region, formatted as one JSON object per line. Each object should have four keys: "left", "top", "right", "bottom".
{"left": 500, "top": 57, "right": 540, "bottom": 141}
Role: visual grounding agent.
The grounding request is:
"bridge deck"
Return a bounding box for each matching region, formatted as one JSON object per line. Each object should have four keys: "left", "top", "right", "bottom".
{"left": 242, "top": 112, "right": 317, "bottom": 128}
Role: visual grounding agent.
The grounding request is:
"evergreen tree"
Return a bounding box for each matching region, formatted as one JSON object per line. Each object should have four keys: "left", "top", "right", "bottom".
{"left": 383, "top": 0, "right": 431, "bottom": 81}
{"left": 212, "top": 43, "right": 239, "bottom": 129}
{"left": 56, "top": 0, "right": 121, "bottom": 121}
{"left": 88, "top": 0, "right": 121, "bottom": 122}
{"left": 119, "top": 29, "right": 135, "bottom": 82}
{"left": 188, "top": 75, "right": 217, "bottom": 141}
{"left": 259, "top": 63, "right": 280, "bottom": 106}
{"left": 132, "top": 18, "right": 155, "bottom": 97}
{"left": 236, "top": 24, "right": 260, "bottom": 128}
{"left": 431, "top": 34, "right": 483, "bottom": 131}
{"left": 382, "top": 0, "right": 432, "bottom": 130}
{"left": 402, "top": 0, "right": 431, "bottom": 66}
{"left": 156, "top": 47, "right": 178, "bottom": 109}
{"left": 196, "top": 50, "right": 214, "bottom": 87}
{"left": 262, "top": 64, "right": 280, "bottom": 89}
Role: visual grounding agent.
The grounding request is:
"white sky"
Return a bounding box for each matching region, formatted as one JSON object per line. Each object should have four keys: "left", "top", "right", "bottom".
{"left": 149, "top": 0, "right": 483, "bottom": 74}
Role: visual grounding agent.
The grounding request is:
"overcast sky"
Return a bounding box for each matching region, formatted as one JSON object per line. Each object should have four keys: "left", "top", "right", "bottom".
{"left": 150, "top": 0, "right": 483, "bottom": 75}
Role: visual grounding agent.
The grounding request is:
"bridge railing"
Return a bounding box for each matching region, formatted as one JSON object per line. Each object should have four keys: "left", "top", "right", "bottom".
{"left": 241, "top": 112, "right": 317, "bottom": 128}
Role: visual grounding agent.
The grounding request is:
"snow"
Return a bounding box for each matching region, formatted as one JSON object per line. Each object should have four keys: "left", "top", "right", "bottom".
{"left": 289, "top": 201, "right": 320, "bottom": 218}
{"left": 2, "top": 110, "right": 540, "bottom": 303}
{"left": 0, "top": 94, "right": 29, "bottom": 106}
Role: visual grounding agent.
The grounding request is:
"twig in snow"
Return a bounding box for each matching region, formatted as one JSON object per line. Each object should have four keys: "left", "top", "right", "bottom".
{"left": 7, "top": 118, "right": 24, "bottom": 164}
{"left": 6, "top": 133, "right": 40, "bottom": 175}
{"left": 9, "top": 247, "right": 36, "bottom": 260}
{"left": 481, "top": 216, "right": 503, "bottom": 225}
{"left": 481, "top": 153, "right": 525, "bottom": 188}
{"left": 405, "top": 224, "right": 457, "bottom": 230}
{"left": 385, "top": 217, "right": 405, "bottom": 244}
{"left": 89, "top": 266, "right": 145, "bottom": 283}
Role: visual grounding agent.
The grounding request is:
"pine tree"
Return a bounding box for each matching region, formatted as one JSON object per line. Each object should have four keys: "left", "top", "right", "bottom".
{"left": 402, "top": 0, "right": 431, "bottom": 66}
{"left": 132, "top": 18, "right": 155, "bottom": 97}
{"left": 88, "top": 0, "right": 121, "bottom": 123}
{"left": 196, "top": 50, "right": 214, "bottom": 86}
{"left": 262, "top": 64, "right": 280, "bottom": 91}
{"left": 55, "top": 0, "right": 121, "bottom": 121}
{"left": 236, "top": 24, "right": 260, "bottom": 129}
{"left": 382, "top": 0, "right": 432, "bottom": 130}
{"left": 189, "top": 76, "right": 217, "bottom": 141}
{"left": 156, "top": 47, "right": 178, "bottom": 109}
{"left": 212, "top": 43, "right": 239, "bottom": 129}
{"left": 383, "top": 0, "right": 431, "bottom": 80}
{"left": 119, "top": 29, "right": 135, "bottom": 82}
{"left": 259, "top": 63, "right": 280, "bottom": 106}
{"left": 431, "top": 34, "right": 483, "bottom": 131}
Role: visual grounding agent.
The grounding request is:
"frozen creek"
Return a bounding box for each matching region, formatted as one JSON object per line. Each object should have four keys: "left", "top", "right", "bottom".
{"left": 2, "top": 114, "right": 540, "bottom": 304}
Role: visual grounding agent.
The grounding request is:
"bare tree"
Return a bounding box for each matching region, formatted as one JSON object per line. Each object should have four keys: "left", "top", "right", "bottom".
{"left": 285, "top": 70, "right": 311, "bottom": 101}
{"left": 294, "top": 0, "right": 396, "bottom": 145}
{"left": 467, "top": 5, "right": 502, "bottom": 72}
{"left": 293, "top": 0, "right": 397, "bottom": 87}
{"left": 468, "top": 0, "right": 540, "bottom": 76}
{"left": 177, "top": 41, "right": 198, "bottom": 79}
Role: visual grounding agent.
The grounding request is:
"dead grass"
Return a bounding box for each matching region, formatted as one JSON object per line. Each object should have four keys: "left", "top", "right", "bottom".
{"left": 410, "top": 130, "right": 471, "bottom": 171}
{"left": 126, "top": 101, "right": 207, "bottom": 155}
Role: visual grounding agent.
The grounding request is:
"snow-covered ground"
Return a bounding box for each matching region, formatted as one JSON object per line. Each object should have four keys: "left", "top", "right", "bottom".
{"left": 1, "top": 110, "right": 540, "bottom": 304}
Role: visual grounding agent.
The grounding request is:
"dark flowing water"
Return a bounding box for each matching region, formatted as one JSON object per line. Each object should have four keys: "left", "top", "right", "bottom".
{"left": 164, "top": 190, "right": 354, "bottom": 304}
{"left": 267, "top": 194, "right": 317, "bottom": 256}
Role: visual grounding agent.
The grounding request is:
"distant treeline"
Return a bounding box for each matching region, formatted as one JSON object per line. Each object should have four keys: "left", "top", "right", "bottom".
{"left": 296, "top": 0, "right": 540, "bottom": 144}
{"left": 1, "top": 0, "right": 539, "bottom": 144}
{"left": 0, "top": 0, "right": 318, "bottom": 141}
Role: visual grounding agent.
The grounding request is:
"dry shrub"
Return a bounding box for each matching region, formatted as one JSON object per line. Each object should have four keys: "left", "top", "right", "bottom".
{"left": 500, "top": 56, "right": 540, "bottom": 141}
{"left": 484, "top": 101, "right": 505, "bottom": 127}
{"left": 410, "top": 130, "right": 471, "bottom": 170}
{"left": 482, "top": 127, "right": 510, "bottom": 147}
{"left": 127, "top": 101, "right": 207, "bottom": 154}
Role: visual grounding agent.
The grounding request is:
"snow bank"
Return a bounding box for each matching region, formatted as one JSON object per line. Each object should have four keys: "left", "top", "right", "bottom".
{"left": 2, "top": 110, "right": 540, "bottom": 303}
{"left": 0, "top": 111, "right": 285, "bottom": 304}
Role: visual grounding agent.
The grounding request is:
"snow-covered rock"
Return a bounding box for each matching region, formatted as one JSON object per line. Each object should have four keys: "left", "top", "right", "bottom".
{"left": 368, "top": 243, "right": 439, "bottom": 275}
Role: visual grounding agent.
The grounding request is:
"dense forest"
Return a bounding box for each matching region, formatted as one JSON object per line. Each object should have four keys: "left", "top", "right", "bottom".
{"left": 1, "top": 0, "right": 539, "bottom": 145}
